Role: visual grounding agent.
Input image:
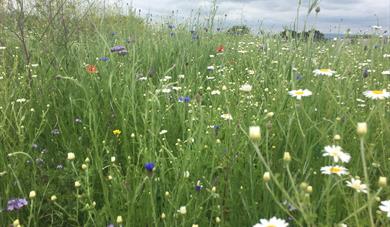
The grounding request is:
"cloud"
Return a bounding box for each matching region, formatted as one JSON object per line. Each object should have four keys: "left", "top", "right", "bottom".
{"left": 129, "top": 0, "right": 390, "bottom": 32}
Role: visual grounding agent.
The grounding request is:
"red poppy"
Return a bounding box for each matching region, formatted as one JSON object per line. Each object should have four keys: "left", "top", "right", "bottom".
{"left": 216, "top": 45, "right": 224, "bottom": 53}
{"left": 85, "top": 64, "right": 97, "bottom": 74}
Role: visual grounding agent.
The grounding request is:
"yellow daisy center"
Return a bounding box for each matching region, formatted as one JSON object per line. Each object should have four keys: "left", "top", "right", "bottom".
{"left": 330, "top": 167, "right": 342, "bottom": 173}
{"left": 295, "top": 91, "right": 305, "bottom": 95}
{"left": 372, "top": 90, "right": 384, "bottom": 95}
{"left": 319, "top": 69, "right": 330, "bottom": 72}
{"left": 266, "top": 225, "right": 277, "bottom": 227}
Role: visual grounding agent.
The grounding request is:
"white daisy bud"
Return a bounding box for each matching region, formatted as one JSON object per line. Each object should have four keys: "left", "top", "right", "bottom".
{"left": 266, "top": 112, "right": 274, "bottom": 118}
{"left": 13, "top": 219, "right": 20, "bottom": 226}
{"left": 249, "top": 126, "right": 261, "bottom": 141}
{"left": 116, "top": 216, "right": 123, "bottom": 224}
{"left": 379, "top": 176, "right": 387, "bottom": 187}
{"left": 283, "top": 152, "right": 291, "bottom": 162}
{"left": 74, "top": 181, "right": 81, "bottom": 188}
{"left": 300, "top": 182, "right": 308, "bottom": 190}
{"left": 263, "top": 172, "right": 271, "bottom": 182}
{"left": 334, "top": 134, "right": 341, "bottom": 140}
{"left": 29, "top": 190, "right": 36, "bottom": 199}
{"left": 357, "top": 122, "right": 367, "bottom": 136}
{"left": 67, "top": 152, "right": 75, "bottom": 160}
{"left": 51, "top": 195, "right": 57, "bottom": 201}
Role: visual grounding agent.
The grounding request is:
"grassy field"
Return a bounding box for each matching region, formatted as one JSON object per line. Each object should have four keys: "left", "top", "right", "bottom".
{"left": 1, "top": 2, "right": 390, "bottom": 226}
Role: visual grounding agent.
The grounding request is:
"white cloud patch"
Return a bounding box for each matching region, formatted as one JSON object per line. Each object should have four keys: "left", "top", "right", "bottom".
{"left": 127, "top": 0, "right": 389, "bottom": 33}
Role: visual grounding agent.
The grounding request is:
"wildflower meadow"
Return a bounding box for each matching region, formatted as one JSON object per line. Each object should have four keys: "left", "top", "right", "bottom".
{"left": 0, "top": 0, "right": 390, "bottom": 226}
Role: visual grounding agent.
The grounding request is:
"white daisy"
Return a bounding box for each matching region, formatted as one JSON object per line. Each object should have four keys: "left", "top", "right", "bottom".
{"left": 159, "top": 130, "right": 168, "bottom": 135}
{"left": 313, "top": 68, "right": 336, "bottom": 76}
{"left": 379, "top": 200, "right": 390, "bottom": 218}
{"left": 253, "top": 217, "right": 289, "bottom": 227}
{"left": 288, "top": 89, "right": 312, "bottom": 100}
{"left": 320, "top": 165, "right": 348, "bottom": 176}
{"left": 346, "top": 178, "right": 368, "bottom": 193}
{"left": 363, "top": 90, "right": 390, "bottom": 100}
{"left": 211, "top": 90, "right": 221, "bottom": 95}
{"left": 207, "top": 66, "right": 215, "bottom": 71}
{"left": 239, "top": 84, "right": 252, "bottom": 92}
{"left": 161, "top": 88, "right": 172, "bottom": 94}
{"left": 381, "top": 70, "right": 390, "bottom": 75}
{"left": 16, "top": 98, "right": 27, "bottom": 103}
{"left": 323, "top": 145, "right": 351, "bottom": 163}
{"left": 221, "top": 113, "right": 233, "bottom": 120}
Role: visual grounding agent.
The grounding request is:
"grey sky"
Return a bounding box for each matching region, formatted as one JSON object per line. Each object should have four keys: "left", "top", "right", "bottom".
{"left": 126, "top": 0, "right": 390, "bottom": 33}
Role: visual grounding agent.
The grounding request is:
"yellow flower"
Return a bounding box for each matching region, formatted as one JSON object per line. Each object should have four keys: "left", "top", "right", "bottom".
{"left": 113, "top": 129, "right": 122, "bottom": 136}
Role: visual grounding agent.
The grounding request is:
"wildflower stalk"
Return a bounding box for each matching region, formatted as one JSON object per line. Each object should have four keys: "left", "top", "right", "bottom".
{"left": 359, "top": 136, "right": 375, "bottom": 227}
{"left": 242, "top": 126, "right": 314, "bottom": 226}
{"left": 27, "top": 199, "right": 34, "bottom": 226}
{"left": 339, "top": 188, "right": 382, "bottom": 224}
{"left": 264, "top": 183, "right": 302, "bottom": 226}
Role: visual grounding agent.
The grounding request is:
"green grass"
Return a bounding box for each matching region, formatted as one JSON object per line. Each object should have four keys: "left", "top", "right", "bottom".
{"left": 1, "top": 6, "right": 390, "bottom": 227}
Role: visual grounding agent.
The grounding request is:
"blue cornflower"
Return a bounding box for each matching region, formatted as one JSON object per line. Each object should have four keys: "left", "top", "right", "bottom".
{"left": 178, "top": 96, "right": 190, "bottom": 103}
{"left": 111, "top": 32, "right": 117, "bottom": 36}
{"left": 195, "top": 185, "right": 203, "bottom": 191}
{"left": 99, "top": 57, "right": 110, "bottom": 62}
{"left": 144, "top": 162, "right": 155, "bottom": 172}
{"left": 168, "top": 24, "right": 175, "bottom": 30}
{"left": 6, "top": 198, "right": 28, "bottom": 211}
{"left": 110, "top": 45, "right": 126, "bottom": 53}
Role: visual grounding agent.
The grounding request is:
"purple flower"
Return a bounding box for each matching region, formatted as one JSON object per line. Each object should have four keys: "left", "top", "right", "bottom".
{"left": 107, "top": 224, "right": 114, "bottom": 227}
{"left": 110, "top": 45, "right": 126, "bottom": 53}
{"left": 195, "top": 185, "right": 203, "bottom": 191}
{"left": 144, "top": 162, "right": 155, "bottom": 171}
{"left": 6, "top": 198, "right": 28, "bottom": 211}
{"left": 99, "top": 57, "right": 110, "bottom": 62}
{"left": 178, "top": 96, "right": 190, "bottom": 103}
